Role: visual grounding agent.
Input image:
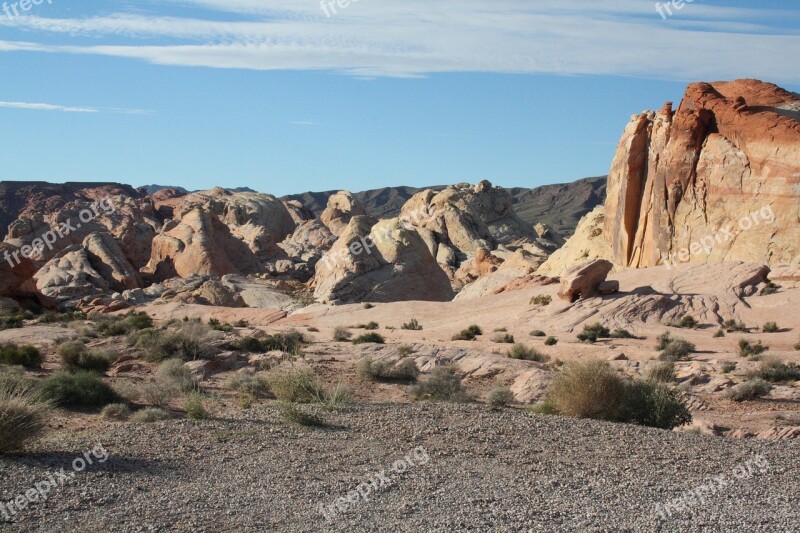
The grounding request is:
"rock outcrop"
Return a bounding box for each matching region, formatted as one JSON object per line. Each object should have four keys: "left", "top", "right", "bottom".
{"left": 320, "top": 191, "right": 367, "bottom": 237}
{"left": 557, "top": 259, "right": 614, "bottom": 302}
{"left": 605, "top": 79, "right": 800, "bottom": 270}
{"left": 313, "top": 216, "right": 454, "bottom": 304}
{"left": 537, "top": 207, "right": 616, "bottom": 276}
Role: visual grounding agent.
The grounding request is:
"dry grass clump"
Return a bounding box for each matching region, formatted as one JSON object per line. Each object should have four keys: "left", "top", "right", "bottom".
{"left": 666, "top": 315, "right": 698, "bottom": 329}
{"left": 352, "top": 332, "right": 385, "bottom": 345}
{"left": 101, "top": 403, "right": 131, "bottom": 420}
{"left": 401, "top": 319, "right": 423, "bottom": 331}
{"left": 492, "top": 333, "right": 515, "bottom": 344}
{"left": 0, "top": 342, "right": 43, "bottom": 369}
{"left": 411, "top": 366, "right": 470, "bottom": 402}
{"left": 157, "top": 359, "right": 199, "bottom": 392}
{"left": 266, "top": 366, "right": 325, "bottom": 403}
{"left": 58, "top": 341, "right": 113, "bottom": 373}
{"left": 228, "top": 372, "right": 271, "bottom": 397}
{"left": 738, "top": 339, "right": 768, "bottom": 358}
{"left": 333, "top": 326, "right": 352, "bottom": 342}
{"left": 507, "top": 343, "right": 549, "bottom": 363}
{"left": 727, "top": 379, "right": 772, "bottom": 402}
{"left": 577, "top": 323, "right": 610, "bottom": 343}
{"left": 488, "top": 386, "right": 515, "bottom": 408}
{"left": 279, "top": 403, "right": 326, "bottom": 427}
{"left": 529, "top": 295, "right": 552, "bottom": 306}
{"left": 656, "top": 332, "right": 696, "bottom": 362}
{"left": 762, "top": 322, "right": 780, "bottom": 333}
{"left": 645, "top": 361, "right": 676, "bottom": 383}
{"left": 0, "top": 378, "right": 51, "bottom": 454}
{"left": 754, "top": 357, "right": 800, "bottom": 383}
{"left": 39, "top": 371, "right": 120, "bottom": 408}
{"left": 130, "top": 408, "right": 171, "bottom": 424}
{"left": 452, "top": 325, "right": 482, "bottom": 341}
{"left": 357, "top": 357, "right": 419, "bottom": 382}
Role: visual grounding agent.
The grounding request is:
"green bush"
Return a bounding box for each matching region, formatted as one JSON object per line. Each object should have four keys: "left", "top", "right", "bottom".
{"left": 723, "top": 319, "right": 747, "bottom": 332}
{"left": 0, "top": 314, "right": 24, "bottom": 330}
{"left": 185, "top": 392, "right": 209, "bottom": 421}
{"left": 333, "top": 326, "right": 352, "bottom": 342}
{"left": 645, "top": 361, "right": 676, "bottom": 383}
{"left": 233, "top": 319, "right": 249, "bottom": 328}
{"left": 713, "top": 329, "right": 726, "bottom": 338}
{"left": 488, "top": 386, "right": 515, "bottom": 408}
{"left": 38, "top": 310, "right": 84, "bottom": 325}
{"left": 0, "top": 380, "right": 50, "bottom": 454}
{"left": 492, "top": 333, "right": 515, "bottom": 344}
{"left": 507, "top": 343, "right": 548, "bottom": 362}
{"left": 762, "top": 322, "right": 779, "bottom": 333}
{"left": 352, "top": 332, "right": 385, "bottom": 345}
{"left": 658, "top": 337, "right": 696, "bottom": 362}
{"left": 230, "top": 331, "right": 307, "bottom": 355}
{"left": 610, "top": 329, "right": 635, "bottom": 339}
{"left": 364, "top": 322, "right": 380, "bottom": 331}
{"left": 96, "top": 312, "right": 153, "bottom": 337}
{"left": 227, "top": 372, "right": 271, "bottom": 397}
{"left": 727, "top": 379, "right": 772, "bottom": 402}
{"left": 0, "top": 342, "right": 44, "bottom": 369}
{"left": 357, "top": 357, "right": 419, "bottom": 382}
{"left": 577, "top": 323, "right": 610, "bottom": 343}
{"left": 208, "top": 319, "right": 233, "bottom": 332}
{"left": 545, "top": 360, "right": 690, "bottom": 429}
{"left": 411, "top": 366, "right": 469, "bottom": 402}
{"left": 755, "top": 357, "right": 800, "bottom": 383}
{"left": 39, "top": 371, "right": 120, "bottom": 408}
{"left": 738, "top": 339, "right": 768, "bottom": 358}
{"left": 529, "top": 295, "right": 552, "bottom": 306}
{"left": 401, "top": 319, "right": 423, "bottom": 331}
{"left": 279, "top": 403, "right": 326, "bottom": 427}
{"left": 668, "top": 315, "right": 698, "bottom": 329}
{"left": 544, "top": 336, "right": 558, "bottom": 346}
{"left": 130, "top": 408, "right": 171, "bottom": 424}
{"left": 266, "top": 366, "right": 324, "bottom": 403}
{"left": 58, "top": 341, "right": 112, "bottom": 373}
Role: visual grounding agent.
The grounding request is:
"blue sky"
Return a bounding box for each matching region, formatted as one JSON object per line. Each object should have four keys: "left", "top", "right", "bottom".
{"left": 0, "top": 0, "right": 799, "bottom": 196}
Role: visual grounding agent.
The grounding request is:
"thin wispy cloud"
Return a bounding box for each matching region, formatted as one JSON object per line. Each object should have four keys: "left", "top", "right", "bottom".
{"left": 0, "top": 1, "right": 798, "bottom": 82}
{"left": 0, "top": 100, "right": 152, "bottom": 114}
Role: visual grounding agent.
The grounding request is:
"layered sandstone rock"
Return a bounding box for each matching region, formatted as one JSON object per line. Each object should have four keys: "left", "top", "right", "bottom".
{"left": 312, "top": 216, "right": 454, "bottom": 304}
{"left": 537, "top": 207, "right": 616, "bottom": 276}
{"left": 320, "top": 191, "right": 367, "bottom": 237}
{"left": 0, "top": 243, "right": 37, "bottom": 295}
{"left": 557, "top": 259, "right": 614, "bottom": 302}
{"left": 455, "top": 249, "right": 558, "bottom": 300}
{"left": 605, "top": 79, "right": 800, "bottom": 269}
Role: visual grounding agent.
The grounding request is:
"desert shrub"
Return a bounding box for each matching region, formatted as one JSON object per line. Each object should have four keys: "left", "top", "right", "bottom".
{"left": 411, "top": 366, "right": 469, "bottom": 402}
{"left": 315, "top": 383, "right": 354, "bottom": 410}
{"left": 610, "top": 329, "right": 635, "bottom": 339}
{"left": 727, "top": 379, "right": 772, "bottom": 402}
{"left": 353, "top": 332, "right": 385, "bottom": 345}
{"left": 492, "top": 333, "right": 515, "bottom": 344}
{"left": 738, "top": 339, "right": 768, "bottom": 358}
{"left": 0, "top": 381, "right": 50, "bottom": 454}
{"left": 38, "top": 310, "right": 84, "bottom": 325}
{"left": 208, "top": 319, "right": 233, "bottom": 332}
{"left": 507, "top": 343, "right": 548, "bottom": 363}
{"left": 230, "top": 336, "right": 265, "bottom": 352}
{"left": 530, "top": 295, "right": 552, "bottom": 306}
{"left": 233, "top": 319, "right": 249, "bottom": 328}
{"left": 645, "top": 361, "right": 676, "bottom": 383}
{"left": 494, "top": 327, "right": 508, "bottom": 332}
{"left": 763, "top": 282, "right": 780, "bottom": 295}
{"left": 658, "top": 338, "right": 696, "bottom": 362}
{"left": 401, "top": 319, "right": 423, "bottom": 331}
{"left": 39, "top": 371, "right": 119, "bottom": 408}
{"left": 280, "top": 403, "right": 326, "bottom": 427}
{"left": 724, "top": 319, "right": 747, "bottom": 332}
{"left": 721, "top": 362, "right": 737, "bottom": 373}
{"left": 357, "top": 357, "right": 419, "bottom": 382}
{"left": 544, "top": 337, "right": 558, "bottom": 346}
{"left": 453, "top": 325, "right": 482, "bottom": 341}
{"left": 267, "top": 366, "right": 324, "bottom": 403}
{"left": 364, "top": 322, "right": 379, "bottom": 331}
{"left": 131, "top": 408, "right": 171, "bottom": 424}
{"left": 488, "top": 386, "right": 515, "bottom": 408}
{"left": 713, "top": 329, "right": 725, "bottom": 338}
{"left": 264, "top": 331, "right": 307, "bottom": 354}
{"left": 101, "top": 403, "right": 131, "bottom": 420}
{"left": 228, "top": 372, "right": 271, "bottom": 397}
{"left": 0, "top": 342, "right": 43, "bottom": 369}
{"left": 58, "top": 341, "right": 112, "bottom": 373}
{"left": 755, "top": 357, "right": 800, "bottom": 383}
{"left": 577, "top": 323, "right": 610, "bottom": 343}
{"left": 333, "top": 326, "right": 352, "bottom": 342}
{"left": 529, "top": 330, "right": 546, "bottom": 337}
{"left": 762, "top": 322, "right": 780, "bottom": 333}
{"left": 157, "top": 359, "right": 198, "bottom": 392}
{"left": 668, "top": 315, "right": 698, "bottom": 329}
{"left": 545, "top": 360, "right": 690, "bottom": 429}
{"left": 140, "top": 378, "right": 178, "bottom": 409}
{"left": 398, "top": 344, "right": 415, "bottom": 356}
{"left": 795, "top": 338, "right": 800, "bottom": 351}
{"left": 363, "top": 303, "right": 375, "bottom": 309}
{"left": 0, "top": 314, "right": 24, "bottom": 330}
{"left": 185, "top": 392, "right": 209, "bottom": 421}
{"left": 307, "top": 326, "right": 319, "bottom": 332}
{"left": 96, "top": 312, "right": 152, "bottom": 337}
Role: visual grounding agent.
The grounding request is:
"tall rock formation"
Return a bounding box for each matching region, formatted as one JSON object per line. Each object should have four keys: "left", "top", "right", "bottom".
{"left": 605, "top": 79, "right": 800, "bottom": 269}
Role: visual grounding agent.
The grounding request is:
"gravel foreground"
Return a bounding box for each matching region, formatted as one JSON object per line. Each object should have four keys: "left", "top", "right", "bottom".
{"left": 1, "top": 403, "right": 798, "bottom": 532}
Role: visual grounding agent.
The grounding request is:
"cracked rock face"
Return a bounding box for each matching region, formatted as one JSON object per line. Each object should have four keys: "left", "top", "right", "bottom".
{"left": 605, "top": 79, "right": 800, "bottom": 270}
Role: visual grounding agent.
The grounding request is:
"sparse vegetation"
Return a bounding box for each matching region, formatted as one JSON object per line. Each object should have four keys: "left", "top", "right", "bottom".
{"left": 233, "top": 319, "right": 249, "bottom": 328}
{"left": 229, "top": 330, "right": 307, "bottom": 355}
{"left": 0, "top": 342, "right": 43, "bottom": 369}
{"left": 352, "top": 332, "right": 386, "bottom": 344}
{"left": 529, "top": 330, "right": 546, "bottom": 337}
{"left": 755, "top": 357, "right": 800, "bottom": 383}
{"left": 452, "top": 324, "right": 483, "bottom": 341}
{"left": 101, "top": 403, "right": 131, "bottom": 420}
{"left": 738, "top": 339, "right": 768, "bottom": 358}
{"left": 530, "top": 294, "right": 552, "bottom": 306}
{"left": 228, "top": 372, "right": 271, "bottom": 397}
{"left": 333, "top": 326, "right": 352, "bottom": 342}
{"left": 657, "top": 334, "right": 696, "bottom": 362}
{"left": 488, "top": 386, "right": 515, "bottom": 408}
{"left": 58, "top": 341, "right": 112, "bottom": 373}
{"left": 494, "top": 327, "right": 508, "bottom": 332}
{"left": 645, "top": 361, "right": 676, "bottom": 383}
{"left": 667, "top": 315, "right": 698, "bottom": 329}
{"left": 39, "top": 371, "right": 120, "bottom": 408}
{"left": 762, "top": 322, "right": 780, "bottom": 333}
{"left": 208, "top": 318, "right": 233, "bottom": 332}
{"left": 185, "top": 392, "right": 210, "bottom": 420}
{"left": 132, "top": 322, "right": 216, "bottom": 362}
{"left": 157, "top": 359, "right": 198, "bottom": 392}
{"left": 130, "top": 408, "right": 171, "bottom": 424}
{"left": 401, "top": 319, "right": 423, "bottom": 331}
{"left": 507, "top": 343, "right": 548, "bottom": 363}
{"left": 357, "top": 357, "right": 419, "bottom": 382}
{"left": 411, "top": 366, "right": 470, "bottom": 402}
{"left": 714, "top": 329, "right": 725, "bottom": 338}
{"left": 397, "top": 344, "right": 415, "bottom": 356}
{"left": 280, "top": 403, "right": 326, "bottom": 427}
{"left": 727, "top": 379, "right": 773, "bottom": 402}
{"left": 610, "top": 328, "right": 635, "bottom": 339}
{"left": 721, "top": 362, "right": 737, "bottom": 373}
{"left": 140, "top": 378, "right": 179, "bottom": 409}
{"left": 724, "top": 319, "right": 747, "bottom": 333}
{"left": 577, "top": 323, "right": 610, "bottom": 343}
{"left": 266, "top": 366, "right": 324, "bottom": 403}
{"left": 544, "top": 360, "right": 691, "bottom": 430}
{"left": 492, "top": 333, "right": 515, "bottom": 344}
{"left": 96, "top": 311, "right": 153, "bottom": 337}
{"left": 544, "top": 336, "right": 558, "bottom": 346}
{"left": 364, "top": 322, "right": 379, "bottom": 331}
{"left": 0, "top": 379, "right": 50, "bottom": 453}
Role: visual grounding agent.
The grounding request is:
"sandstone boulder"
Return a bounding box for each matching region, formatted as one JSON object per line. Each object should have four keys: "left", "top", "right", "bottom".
{"left": 537, "top": 207, "right": 616, "bottom": 276}
{"left": 557, "top": 259, "right": 614, "bottom": 302}
{"left": 0, "top": 243, "right": 37, "bottom": 296}
{"left": 320, "top": 191, "right": 367, "bottom": 237}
